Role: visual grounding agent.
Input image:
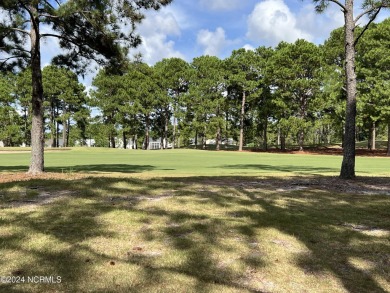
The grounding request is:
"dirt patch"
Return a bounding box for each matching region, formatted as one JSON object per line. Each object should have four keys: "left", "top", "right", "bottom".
{"left": 2, "top": 189, "right": 74, "bottom": 209}
{"left": 189, "top": 176, "right": 390, "bottom": 196}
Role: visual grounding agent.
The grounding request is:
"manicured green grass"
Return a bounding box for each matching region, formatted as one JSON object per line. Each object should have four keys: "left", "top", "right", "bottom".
{"left": 0, "top": 147, "right": 389, "bottom": 176}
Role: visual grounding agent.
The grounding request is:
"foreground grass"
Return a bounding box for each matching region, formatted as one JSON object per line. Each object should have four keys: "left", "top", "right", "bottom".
{"left": 0, "top": 148, "right": 389, "bottom": 176}
{"left": 0, "top": 175, "right": 389, "bottom": 293}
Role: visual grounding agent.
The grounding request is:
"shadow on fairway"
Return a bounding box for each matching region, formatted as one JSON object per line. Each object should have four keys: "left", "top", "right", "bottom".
{"left": 220, "top": 164, "right": 338, "bottom": 174}
{"left": 0, "top": 175, "right": 388, "bottom": 292}
{"left": 0, "top": 165, "right": 29, "bottom": 172}
{"left": 0, "top": 164, "right": 157, "bottom": 174}
{"left": 48, "top": 164, "right": 157, "bottom": 174}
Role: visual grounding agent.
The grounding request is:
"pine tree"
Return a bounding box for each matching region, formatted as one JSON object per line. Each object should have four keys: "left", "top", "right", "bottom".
{"left": 311, "top": 0, "right": 390, "bottom": 178}
{"left": 0, "top": 0, "right": 172, "bottom": 173}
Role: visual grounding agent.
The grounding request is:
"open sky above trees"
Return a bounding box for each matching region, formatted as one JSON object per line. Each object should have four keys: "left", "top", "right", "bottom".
{"left": 6, "top": 0, "right": 387, "bottom": 88}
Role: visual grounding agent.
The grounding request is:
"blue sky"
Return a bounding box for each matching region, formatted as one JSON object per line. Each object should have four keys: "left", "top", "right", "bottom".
{"left": 2, "top": 0, "right": 389, "bottom": 87}
{"left": 77, "top": 0, "right": 345, "bottom": 86}
{"left": 131, "top": 0, "right": 389, "bottom": 65}
{"left": 132, "top": 0, "right": 344, "bottom": 64}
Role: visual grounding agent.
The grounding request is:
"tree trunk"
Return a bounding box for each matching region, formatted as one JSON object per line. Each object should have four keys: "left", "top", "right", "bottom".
{"left": 202, "top": 124, "right": 207, "bottom": 150}
{"left": 298, "top": 129, "right": 304, "bottom": 151}
{"left": 50, "top": 101, "right": 56, "bottom": 148}
{"left": 367, "top": 126, "right": 371, "bottom": 150}
{"left": 387, "top": 123, "right": 390, "bottom": 156}
{"left": 56, "top": 110, "right": 59, "bottom": 147}
{"left": 164, "top": 108, "right": 169, "bottom": 149}
{"left": 133, "top": 135, "right": 137, "bottom": 149}
{"left": 239, "top": 91, "right": 246, "bottom": 151}
{"left": 216, "top": 125, "right": 221, "bottom": 151}
{"left": 281, "top": 134, "right": 286, "bottom": 151}
{"left": 202, "top": 128, "right": 206, "bottom": 150}
{"left": 195, "top": 130, "right": 198, "bottom": 149}
{"left": 144, "top": 116, "right": 150, "bottom": 150}
{"left": 79, "top": 120, "right": 87, "bottom": 147}
{"left": 371, "top": 121, "right": 376, "bottom": 150}
{"left": 66, "top": 117, "right": 70, "bottom": 146}
{"left": 172, "top": 116, "right": 176, "bottom": 150}
{"left": 57, "top": 124, "right": 60, "bottom": 147}
{"left": 28, "top": 8, "right": 44, "bottom": 174}
{"left": 340, "top": 2, "right": 357, "bottom": 179}
{"left": 123, "top": 132, "right": 127, "bottom": 149}
{"left": 50, "top": 131, "right": 55, "bottom": 148}
{"left": 263, "top": 118, "right": 268, "bottom": 151}
{"left": 62, "top": 107, "right": 67, "bottom": 148}
{"left": 110, "top": 134, "right": 115, "bottom": 148}
{"left": 225, "top": 111, "right": 229, "bottom": 144}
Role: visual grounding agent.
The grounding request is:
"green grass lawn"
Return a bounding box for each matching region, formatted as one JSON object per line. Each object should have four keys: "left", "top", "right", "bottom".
{"left": 0, "top": 147, "right": 389, "bottom": 176}
{"left": 0, "top": 148, "right": 389, "bottom": 293}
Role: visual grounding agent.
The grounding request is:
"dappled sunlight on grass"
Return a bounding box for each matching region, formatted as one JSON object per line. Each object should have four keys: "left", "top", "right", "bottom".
{"left": 0, "top": 175, "right": 389, "bottom": 292}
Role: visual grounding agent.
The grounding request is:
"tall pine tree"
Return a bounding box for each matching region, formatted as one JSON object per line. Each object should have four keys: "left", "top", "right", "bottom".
{"left": 311, "top": 0, "right": 389, "bottom": 178}
{"left": 0, "top": 0, "right": 172, "bottom": 174}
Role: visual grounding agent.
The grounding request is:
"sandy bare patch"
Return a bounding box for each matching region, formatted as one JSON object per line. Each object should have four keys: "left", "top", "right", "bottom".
{"left": 2, "top": 189, "right": 74, "bottom": 209}
{"left": 192, "top": 176, "right": 390, "bottom": 196}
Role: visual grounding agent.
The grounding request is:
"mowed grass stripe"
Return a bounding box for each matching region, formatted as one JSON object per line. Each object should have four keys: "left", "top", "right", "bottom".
{"left": 0, "top": 148, "right": 389, "bottom": 176}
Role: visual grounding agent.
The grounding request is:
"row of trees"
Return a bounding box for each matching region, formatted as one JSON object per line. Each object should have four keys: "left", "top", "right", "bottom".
{"left": 1, "top": 18, "right": 390, "bottom": 156}
{"left": 90, "top": 18, "right": 390, "bottom": 154}
{"left": 0, "top": 66, "right": 88, "bottom": 148}
{"left": 1, "top": 0, "right": 389, "bottom": 178}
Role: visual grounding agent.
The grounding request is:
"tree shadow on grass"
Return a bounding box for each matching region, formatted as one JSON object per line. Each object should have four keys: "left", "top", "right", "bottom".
{"left": 237, "top": 188, "right": 389, "bottom": 293}
{"left": 48, "top": 164, "right": 157, "bottom": 174}
{"left": 175, "top": 176, "right": 390, "bottom": 293}
{"left": 0, "top": 166, "right": 29, "bottom": 173}
{"left": 0, "top": 175, "right": 389, "bottom": 292}
{"left": 0, "top": 198, "right": 115, "bottom": 292}
{"left": 0, "top": 164, "right": 157, "bottom": 174}
{"left": 0, "top": 176, "right": 268, "bottom": 293}
{"left": 220, "top": 164, "right": 338, "bottom": 174}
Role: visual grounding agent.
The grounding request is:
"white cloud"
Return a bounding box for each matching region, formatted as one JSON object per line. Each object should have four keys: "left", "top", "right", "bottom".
{"left": 197, "top": 27, "right": 230, "bottom": 56}
{"left": 137, "top": 35, "right": 185, "bottom": 65}
{"left": 161, "top": 5, "right": 196, "bottom": 30}
{"left": 133, "top": 9, "right": 185, "bottom": 64}
{"left": 199, "top": 0, "right": 241, "bottom": 11}
{"left": 246, "top": 0, "right": 312, "bottom": 46}
{"left": 137, "top": 10, "right": 181, "bottom": 37}
{"left": 296, "top": 3, "right": 344, "bottom": 44}
{"left": 243, "top": 44, "right": 255, "bottom": 51}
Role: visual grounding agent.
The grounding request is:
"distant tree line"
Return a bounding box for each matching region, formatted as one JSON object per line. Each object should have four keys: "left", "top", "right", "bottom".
{"left": 1, "top": 20, "right": 389, "bottom": 154}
